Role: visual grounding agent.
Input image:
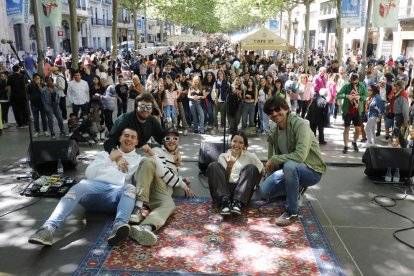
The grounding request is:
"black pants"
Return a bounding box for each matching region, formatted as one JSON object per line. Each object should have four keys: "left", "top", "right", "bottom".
{"left": 1, "top": 102, "right": 9, "bottom": 124}
{"left": 10, "top": 98, "right": 29, "bottom": 126}
{"left": 393, "top": 113, "right": 407, "bottom": 148}
{"left": 298, "top": 100, "right": 311, "bottom": 118}
{"left": 310, "top": 122, "right": 325, "bottom": 143}
{"left": 103, "top": 109, "right": 113, "bottom": 132}
{"left": 207, "top": 162, "right": 260, "bottom": 206}
{"left": 59, "top": 97, "right": 67, "bottom": 120}
{"left": 72, "top": 103, "right": 89, "bottom": 118}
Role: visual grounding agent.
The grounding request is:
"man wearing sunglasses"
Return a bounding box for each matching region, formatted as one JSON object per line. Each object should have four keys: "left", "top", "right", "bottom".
{"left": 260, "top": 96, "right": 326, "bottom": 226}
{"left": 130, "top": 128, "right": 196, "bottom": 246}
{"left": 336, "top": 73, "right": 368, "bottom": 154}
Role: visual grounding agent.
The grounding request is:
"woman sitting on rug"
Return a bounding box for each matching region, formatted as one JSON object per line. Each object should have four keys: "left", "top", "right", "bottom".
{"left": 207, "top": 131, "right": 264, "bottom": 215}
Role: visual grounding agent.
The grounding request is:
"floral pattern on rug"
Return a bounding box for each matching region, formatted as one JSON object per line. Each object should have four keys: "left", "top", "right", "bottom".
{"left": 74, "top": 198, "right": 343, "bottom": 276}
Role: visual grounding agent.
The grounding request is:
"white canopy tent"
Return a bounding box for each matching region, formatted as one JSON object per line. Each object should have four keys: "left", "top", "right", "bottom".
{"left": 232, "top": 28, "right": 296, "bottom": 53}
{"left": 167, "top": 34, "right": 207, "bottom": 43}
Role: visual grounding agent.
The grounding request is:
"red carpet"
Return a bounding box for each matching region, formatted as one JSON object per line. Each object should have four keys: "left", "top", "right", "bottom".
{"left": 74, "top": 198, "right": 343, "bottom": 275}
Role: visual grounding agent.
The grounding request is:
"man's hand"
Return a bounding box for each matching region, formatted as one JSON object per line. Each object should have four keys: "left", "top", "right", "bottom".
{"left": 141, "top": 144, "right": 155, "bottom": 156}
{"left": 183, "top": 177, "right": 191, "bottom": 185}
{"left": 183, "top": 185, "right": 196, "bottom": 198}
{"left": 265, "top": 160, "right": 274, "bottom": 173}
{"left": 109, "top": 148, "right": 123, "bottom": 161}
{"left": 116, "top": 157, "right": 129, "bottom": 173}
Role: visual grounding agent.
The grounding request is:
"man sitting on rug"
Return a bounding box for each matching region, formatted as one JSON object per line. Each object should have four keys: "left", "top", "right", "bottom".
{"left": 129, "top": 128, "right": 196, "bottom": 246}
{"left": 28, "top": 127, "right": 164, "bottom": 246}
{"left": 260, "top": 96, "right": 326, "bottom": 226}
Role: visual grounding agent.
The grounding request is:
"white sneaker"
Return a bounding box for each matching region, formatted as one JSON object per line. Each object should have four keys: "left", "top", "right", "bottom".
{"left": 183, "top": 129, "right": 188, "bottom": 136}
{"left": 3, "top": 123, "right": 8, "bottom": 129}
{"left": 44, "top": 131, "right": 50, "bottom": 137}
{"left": 130, "top": 225, "right": 157, "bottom": 246}
{"left": 33, "top": 132, "right": 39, "bottom": 138}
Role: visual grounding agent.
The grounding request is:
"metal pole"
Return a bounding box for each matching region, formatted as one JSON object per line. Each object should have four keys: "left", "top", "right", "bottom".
{"left": 361, "top": 0, "right": 373, "bottom": 77}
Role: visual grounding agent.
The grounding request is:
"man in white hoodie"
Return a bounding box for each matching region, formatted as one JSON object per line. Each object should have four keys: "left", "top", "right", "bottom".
{"left": 28, "top": 127, "right": 163, "bottom": 246}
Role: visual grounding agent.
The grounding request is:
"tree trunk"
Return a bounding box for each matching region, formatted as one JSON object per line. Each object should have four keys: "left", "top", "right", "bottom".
{"left": 361, "top": 0, "right": 373, "bottom": 77}
{"left": 112, "top": 0, "right": 120, "bottom": 60}
{"left": 133, "top": 8, "right": 138, "bottom": 50}
{"left": 304, "top": 0, "right": 311, "bottom": 72}
{"left": 286, "top": 9, "right": 292, "bottom": 44}
{"left": 160, "top": 21, "right": 164, "bottom": 43}
{"left": 335, "top": 0, "right": 344, "bottom": 65}
{"left": 68, "top": 0, "right": 78, "bottom": 70}
{"left": 33, "top": 1, "right": 44, "bottom": 76}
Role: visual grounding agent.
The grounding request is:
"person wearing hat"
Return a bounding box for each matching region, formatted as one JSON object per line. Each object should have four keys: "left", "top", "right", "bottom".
{"left": 129, "top": 127, "right": 196, "bottom": 246}
{"left": 191, "top": 60, "right": 203, "bottom": 79}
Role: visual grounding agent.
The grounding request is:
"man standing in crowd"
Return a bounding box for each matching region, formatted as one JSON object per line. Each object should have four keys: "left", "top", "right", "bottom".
{"left": 27, "top": 73, "right": 48, "bottom": 137}
{"left": 50, "top": 66, "right": 68, "bottom": 121}
{"left": 7, "top": 65, "right": 29, "bottom": 128}
{"left": 67, "top": 70, "right": 90, "bottom": 117}
{"left": 260, "top": 96, "right": 326, "bottom": 226}
{"left": 337, "top": 73, "right": 368, "bottom": 154}
{"left": 392, "top": 80, "right": 409, "bottom": 148}
{"left": 312, "top": 67, "right": 327, "bottom": 94}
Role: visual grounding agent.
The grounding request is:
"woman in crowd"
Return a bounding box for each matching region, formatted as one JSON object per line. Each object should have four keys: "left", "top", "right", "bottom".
{"left": 242, "top": 77, "right": 257, "bottom": 129}
{"left": 152, "top": 81, "right": 165, "bottom": 123}
{"left": 327, "top": 73, "right": 340, "bottom": 126}
{"left": 188, "top": 75, "right": 206, "bottom": 134}
{"left": 297, "top": 74, "right": 313, "bottom": 118}
{"left": 202, "top": 71, "right": 216, "bottom": 132}
{"left": 128, "top": 75, "right": 143, "bottom": 112}
{"left": 227, "top": 77, "right": 243, "bottom": 135}
{"left": 364, "top": 84, "right": 384, "bottom": 146}
{"left": 146, "top": 65, "right": 161, "bottom": 93}
{"left": 89, "top": 75, "right": 103, "bottom": 110}
{"left": 257, "top": 77, "right": 272, "bottom": 134}
{"left": 266, "top": 75, "right": 276, "bottom": 95}
{"left": 212, "top": 69, "right": 229, "bottom": 134}
{"left": 207, "top": 131, "right": 263, "bottom": 215}
{"left": 41, "top": 76, "right": 66, "bottom": 139}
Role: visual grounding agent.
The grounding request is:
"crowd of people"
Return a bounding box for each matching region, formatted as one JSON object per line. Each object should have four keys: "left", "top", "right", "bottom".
{"left": 1, "top": 40, "right": 413, "bottom": 248}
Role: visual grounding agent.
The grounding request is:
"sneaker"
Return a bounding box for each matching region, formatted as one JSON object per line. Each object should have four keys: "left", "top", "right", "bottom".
{"left": 183, "top": 129, "right": 188, "bottom": 136}
{"left": 60, "top": 132, "right": 67, "bottom": 137}
{"left": 376, "top": 132, "right": 380, "bottom": 137}
{"left": 199, "top": 130, "right": 205, "bottom": 134}
{"left": 220, "top": 198, "right": 231, "bottom": 215}
{"left": 3, "top": 123, "right": 8, "bottom": 129}
{"left": 231, "top": 200, "right": 243, "bottom": 215}
{"left": 360, "top": 138, "right": 367, "bottom": 142}
{"left": 44, "top": 131, "right": 50, "bottom": 137}
{"left": 276, "top": 211, "right": 299, "bottom": 226}
{"left": 107, "top": 222, "right": 130, "bottom": 246}
{"left": 342, "top": 146, "right": 348, "bottom": 154}
{"left": 385, "top": 135, "right": 391, "bottom": 140}
{"left": 33, "top": 132, "right": 39, "bottom": 138}
{"left": 130, "top": 224, "right": 158, "bottom": 246}
{"left": 352, "top": 142, "right": 359, "bottom": 152}
{"left": 129, "top": 206, "right": 144, "bottom": 225}
{"left": 52, "top": 134, "right": 56, "bottom": 140}
{"left": 28, "top": 227, "right": 53, "bottom": 246}
{"left": 319, "top": 141, "right": 327, "bottom": 145}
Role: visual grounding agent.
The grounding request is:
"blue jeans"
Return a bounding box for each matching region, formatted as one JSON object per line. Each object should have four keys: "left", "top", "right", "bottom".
{"left": 43, "top": 180, "right": 136, "bottom": 230}
{"left": 204, "top": 99, "right": 214, "bottom": 126}
{"left": 31, "top": 105, "right": 48, "bottom": 132}
{"left": 45, "top": 105, "right": 65, "bottom": 135}
{"left": 259, "top": 160, "right": 321, "bottom": 214}
{"left": 242, "top": 102, "right": 255, "bottom": 128}
{"left": 258, "top": 102, "right": 269, "bottom": 133}
{"left": 190, "top": 100, "right": 204, "bottom": 132}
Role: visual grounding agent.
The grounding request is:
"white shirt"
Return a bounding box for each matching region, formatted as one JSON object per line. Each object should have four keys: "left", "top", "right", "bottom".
{"left": 218, "top": 150, "right": 263, "bottom": 183}
{"left": 67, "top": 79, "right": 90, "bottom": 105}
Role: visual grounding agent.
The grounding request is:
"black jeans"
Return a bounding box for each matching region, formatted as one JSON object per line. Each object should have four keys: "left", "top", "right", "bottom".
{"left": 59, "top": 97, "right": 67, "bottom": 120}
{"left": 393, "top": 113, "right": 407, "bottom": 148}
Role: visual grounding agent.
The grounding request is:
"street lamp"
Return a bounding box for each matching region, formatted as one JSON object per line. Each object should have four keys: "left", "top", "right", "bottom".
{"left": 292, "top": 18, "right": 299, "bottom": 64}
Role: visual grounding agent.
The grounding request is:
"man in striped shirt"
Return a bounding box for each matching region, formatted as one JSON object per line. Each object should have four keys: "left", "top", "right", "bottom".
{"left": 129, "top": 128, "right": 196, "bottom": 246}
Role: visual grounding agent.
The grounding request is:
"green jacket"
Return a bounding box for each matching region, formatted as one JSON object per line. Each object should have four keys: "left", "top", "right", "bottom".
{"left": 336, "top": 82, "right": 368, "bottom": 116}
{"left": 267, "top": 113, "right": 326, "bottom": 174}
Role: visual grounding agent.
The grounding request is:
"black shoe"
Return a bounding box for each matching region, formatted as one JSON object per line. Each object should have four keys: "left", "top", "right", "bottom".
{"left": 231, "top": 200, "right": 243, "bottom": 215}
{"left": 376, "top": 132, "right": 380, "bottom": 137}
{"left": 352, "top": 142, "right": 359, "bottom": 152}
{"left": 385, "top": 135, "right": 390, "bottom": 140}
{"left": 220, "top": 198, "right": 231, "bottom": 215}
{"left": 342, "top": 146, "right": 348, "bottom": 154}
{"left": 360, "top": 138, "right": 367, "bottom": 142}
{"left": 319, "top": 141, "right": 327, "bottom": 145}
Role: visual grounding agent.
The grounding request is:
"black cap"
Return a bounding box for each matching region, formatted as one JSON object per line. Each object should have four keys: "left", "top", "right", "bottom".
{"left": 164, "top": 127, "right": 179, "bottom": 137}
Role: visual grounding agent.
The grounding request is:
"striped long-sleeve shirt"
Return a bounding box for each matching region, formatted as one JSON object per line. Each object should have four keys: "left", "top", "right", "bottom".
{"left": 153, "top": 146, "right": 186, "bottom": 189}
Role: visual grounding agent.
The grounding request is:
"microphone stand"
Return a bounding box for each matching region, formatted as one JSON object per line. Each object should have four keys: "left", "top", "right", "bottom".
{"left": 7, "top": 42, "right": 39, "bottom": 180}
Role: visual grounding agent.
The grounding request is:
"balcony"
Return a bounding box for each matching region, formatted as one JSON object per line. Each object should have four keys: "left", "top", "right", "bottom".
{"left": 118, "top": 17, "right": 130, "bottom": 24}
{"left": 91, "top": 18, "right": 105, "bottom": 25}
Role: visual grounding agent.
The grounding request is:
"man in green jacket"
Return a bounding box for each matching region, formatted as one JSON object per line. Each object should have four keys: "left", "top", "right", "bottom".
{"left": 260, "top": 96, "right": 326, "bottom": 226}
{"left": 336, "top": 73, "right": 368, "bottom": 154}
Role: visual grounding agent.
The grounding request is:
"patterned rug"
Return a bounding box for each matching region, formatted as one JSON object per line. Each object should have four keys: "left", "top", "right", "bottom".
{"left": 73, "top": 198, "right": 343, "bottom": 275}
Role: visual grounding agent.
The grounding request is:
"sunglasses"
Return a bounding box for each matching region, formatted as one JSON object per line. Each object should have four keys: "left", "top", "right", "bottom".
{"left": 138, "top": 104, "right": 152, "bottom": 111}
{"left": 269, "top": 107, "right": 281, "bottom": 113}
{"left": 164, "top": 136, "right": 179, "bottom": 142}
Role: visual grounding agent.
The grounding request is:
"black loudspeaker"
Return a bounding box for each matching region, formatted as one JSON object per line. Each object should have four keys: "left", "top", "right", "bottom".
{"left": 362, "top": 147, "right": 412, "bottom": 179}
{"left": 198, "top": 141, "right": 228, "bottom": 173}
{"left": 28, "top": 140, "right": 79, "bottom": 173}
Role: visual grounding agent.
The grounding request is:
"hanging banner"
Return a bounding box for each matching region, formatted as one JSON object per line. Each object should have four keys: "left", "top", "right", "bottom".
{"left": 341, "top": 0, "right": 361, "bottom": 28}
{"left": 269, "top": 19, "right": 279, "bottom": 30}
{"left": 6, "top": 0, "right": 29, "bottom": 25}
{"left": 372, "top": 0, "right": 399, "bottom": 28}
{"left": 36, "top": 0, "right": 62, "bottom": 27}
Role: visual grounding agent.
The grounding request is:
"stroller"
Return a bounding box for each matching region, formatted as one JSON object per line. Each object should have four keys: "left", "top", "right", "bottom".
{"left": 69, "top": 108, "right": 107, "bottom": 146}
